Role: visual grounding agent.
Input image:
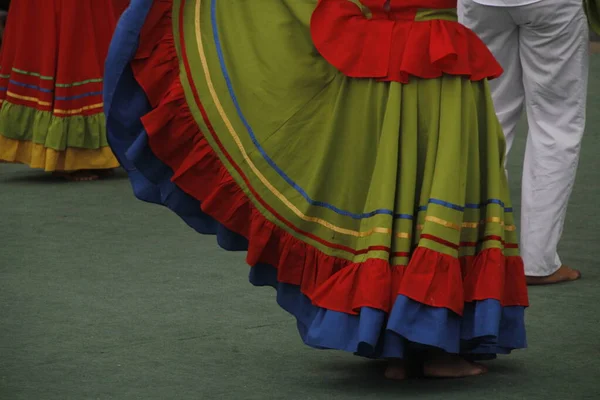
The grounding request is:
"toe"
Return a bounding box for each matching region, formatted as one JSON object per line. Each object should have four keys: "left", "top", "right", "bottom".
{"left": 526, "top": 265, "right": 581, "bottom": 286}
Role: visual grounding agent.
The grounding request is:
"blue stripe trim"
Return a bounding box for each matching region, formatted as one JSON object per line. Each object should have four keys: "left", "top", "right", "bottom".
{"left": 55, "top": 91, "right": 103, "bottom": 101}
{"left": 210, "top": 0, "right": 399, "bottom": 220}
{"left": 418, "top": 198, "right": 512, "bottom": 213}
{"left": 430, "top": 198, "right": 465, "bottom": 211}
{"left": 481, "top": 198, "right": 506, "bottom": 207}
{"left": 4, "top": 80, "right": 102, "bottom": 101}
{"left": 9, "top": 80, "right": 53, "bottom": 93}
{"left": 209, "top": 0, "right": 513, "bottom": 221}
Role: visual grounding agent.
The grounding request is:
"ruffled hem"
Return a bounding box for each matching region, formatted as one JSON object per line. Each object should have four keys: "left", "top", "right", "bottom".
{"left": 0, "top": 101, "right": 109, "bottom": 150}
{"left": 104, "top": 0, "right": 527, "bottom": 358}
{"left": 0, "top": 136, "right": 118, "bottom": 171}
{"left": 310, "top": 0, "right": 503, "bottom": 82}
{"left": 110, "top": 130, "right": 527, "bottom": 357}
{"left": 250, "top": 263, "right": 525, "bottom": 357}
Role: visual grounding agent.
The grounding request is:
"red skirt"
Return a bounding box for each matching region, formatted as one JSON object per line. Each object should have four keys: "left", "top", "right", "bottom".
{"left": 0, "top": 0, "right": 128, "bottom": 171}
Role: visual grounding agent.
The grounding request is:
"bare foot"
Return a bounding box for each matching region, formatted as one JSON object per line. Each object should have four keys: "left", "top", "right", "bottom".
{"left": 384, "top": 360, "right": 408, "bottom": 380}
{"left": 526, "top": 265, "right": 581, "bottom": 286}
{"left": 423, "top": 353, "right": 486, "bottom": 379}
{"left": 52, "top": 170, "right": 100, "bottom": 182}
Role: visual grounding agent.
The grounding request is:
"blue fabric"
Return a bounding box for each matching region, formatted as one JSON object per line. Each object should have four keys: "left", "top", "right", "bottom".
{"left": 104, "top": 0, "right": 527, "bottom": 360}
{"left": 249, "top": 264, "right": 525, "bottom": 358}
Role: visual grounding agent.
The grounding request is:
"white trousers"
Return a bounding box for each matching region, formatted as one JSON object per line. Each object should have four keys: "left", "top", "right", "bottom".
{"left": 459, "top": 0, "right": 589, "bottom": 276}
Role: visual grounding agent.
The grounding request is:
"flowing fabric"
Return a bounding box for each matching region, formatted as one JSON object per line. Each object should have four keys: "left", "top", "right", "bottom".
{"left": 104, "top": 0, "right": 528, "bottom": 359}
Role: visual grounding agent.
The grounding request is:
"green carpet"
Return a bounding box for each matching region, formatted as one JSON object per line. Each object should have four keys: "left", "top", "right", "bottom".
{"left": 1, "top": 56, "right": 599, "bottom": 400}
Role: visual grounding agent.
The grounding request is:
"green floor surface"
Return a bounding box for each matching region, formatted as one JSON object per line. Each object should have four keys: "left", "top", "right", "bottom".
{"left": 1, "top": 56, "right": 599, "bottom": 400}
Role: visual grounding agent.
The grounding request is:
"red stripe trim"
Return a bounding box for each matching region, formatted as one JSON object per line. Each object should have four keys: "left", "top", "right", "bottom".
{"left": 421, "top": 233, "right": 519, "bottom": 251}
{"left": 177, "top": 0, "right": 389, "bottom": 257}
{"left": 420, "top": 233, "right": 459, "bottom": 250}
{"left": 175, "top": 0, "right": 519, "bottom": 258}
{"left": 460, "top": 235, "right": 519, "bottom": 249}
{"left": 129, "top": 0, "right": 529, "bottom": 313}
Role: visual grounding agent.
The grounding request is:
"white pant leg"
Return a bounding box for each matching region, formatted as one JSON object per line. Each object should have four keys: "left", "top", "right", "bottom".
{"left": 513, "top": 0, "right": 589, "bottom": 276}
{"left": 459, "top": 0, "right": 525, "bottom": 165}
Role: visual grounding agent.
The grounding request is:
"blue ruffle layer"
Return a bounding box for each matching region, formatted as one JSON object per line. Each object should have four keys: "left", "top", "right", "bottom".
{"left": 104, "top": 0, "right": 527, "bottom": 360}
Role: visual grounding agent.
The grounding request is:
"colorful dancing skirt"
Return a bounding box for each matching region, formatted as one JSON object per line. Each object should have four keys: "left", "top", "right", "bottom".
{"left": 0, "top": 0, "right": 126, "bottom": 171}
{"left": 106, "top": 0, "right": 529, "bottom": 359}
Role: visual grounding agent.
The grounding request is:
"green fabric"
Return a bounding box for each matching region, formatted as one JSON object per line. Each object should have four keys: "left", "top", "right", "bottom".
{"left": 585, "top": 0, "right": 600, "bottom": 35}
{"left": 0, "top": 101, "right": 109, "bottom": 150}
{"left": 415, "top": 8, "right": 457, "bottom": 22}
{"left": 3, "top": 53, "right": 600, "bottom": 400}
{"left": 176, "top": 0, "right": 518, "bottom": 262}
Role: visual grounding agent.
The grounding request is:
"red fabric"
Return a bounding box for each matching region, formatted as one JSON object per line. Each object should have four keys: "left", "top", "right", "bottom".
{"left": 312, "top": 247, "right": 529, "bottom": 315}
{"left": 112, "top": 0, "right": 130, "bottom": 17}
{"left": 310, "top": 0, "right": 503, "bottom": 82}
{"left": 0, "top": 0, "right": 125, "bottom": 116}
{"left": 132, "top": 0, "right": 528, "bottom": 317}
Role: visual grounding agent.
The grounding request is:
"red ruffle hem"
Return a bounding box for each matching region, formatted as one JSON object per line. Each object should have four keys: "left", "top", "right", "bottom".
{"left": 130, "top": 0, "right": 527, "bottom": 319}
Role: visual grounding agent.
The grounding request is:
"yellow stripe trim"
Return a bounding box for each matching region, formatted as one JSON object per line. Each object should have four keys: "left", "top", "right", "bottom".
{"left": 4, "top": 94, "right": 104, "bottom": 115}
{"left": 191, "top": 1, "right": 507, "bottom": 240}
{"left": 464, "top": 217, "right": 517, "bottom": 231}
{"left": 417, "top": 217, "right": 516, "bottom": 231}
{"left": 53, "top": 103, "right": 104, "bottom": 115}
{"left": 194, "top": 0, "right": 392, "bottom": 238}
{"left": 7, "top": 91, "right": 52, "bottom": 106}
{"left": 425, "top": 216, "right": 461, "bottom": 230}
